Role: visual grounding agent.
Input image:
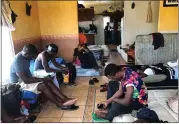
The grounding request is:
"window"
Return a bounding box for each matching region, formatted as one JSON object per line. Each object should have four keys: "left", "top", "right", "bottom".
{"left": 103, "top": 16, "right": 110, "bottom": 28}
{"left": 2, "top": 27, "right": 14, "bottom": 84}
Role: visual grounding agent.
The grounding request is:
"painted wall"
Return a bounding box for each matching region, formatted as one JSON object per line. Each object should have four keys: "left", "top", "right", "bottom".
{"left": 38, "top": 1, "right": 78, "bottom": 35}
{"left": 37, "top": 1, "right": 78, "bottom": 61}
{"left": 10, "top": 1, "right": 41, "bottom": 40}
{"left": 158, "top": 1, "right": 178, "bottom": 32}
{"left": 10, "top": 1, "right": 41, "bottom": 53}
{"left": 123, "top": 1, "right": 160, "bottom": 45}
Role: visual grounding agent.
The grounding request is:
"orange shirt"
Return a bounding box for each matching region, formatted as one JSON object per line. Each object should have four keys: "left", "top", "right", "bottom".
{"left": 79, "top": 33, "right": 87, "bottom": 45}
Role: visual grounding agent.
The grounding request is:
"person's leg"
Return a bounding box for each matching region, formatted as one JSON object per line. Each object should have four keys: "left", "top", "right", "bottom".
{"left": 107, "top": 81, "right": 119, "bottom": 109}
{"left": 105, "top": 102, "right": 133, "bottom": 122}
{"left": 107, "top": 80, "right": 119, "bottom": 99}
{"left": 37, "top": 83, "right": 63, "bottom": 107}
{"left": 44, "top": 81, "right": 68, "bottom": 99}
{"left": 65, "top": 63, "right": 76, "bottom": 83}
{"left": 87, "top": 51, "right": 98, "bottom": 69}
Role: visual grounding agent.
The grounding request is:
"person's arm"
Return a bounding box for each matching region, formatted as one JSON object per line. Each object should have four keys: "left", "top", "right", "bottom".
{"left": 72, "top": 56, "right": 77, "bottom": 63}
{"left": 41, "top": 53, "right": 63, "bottom": 73}
{"left": 82, "top": 46, "right": 90, "bottom": 53}
{"left": 72, "top": 48, "right": 78, "bottom": 63}
{"left": 51, "top": 58, "right": 67, "bottom": 70}
{"left": 106, "top": 82, "right": 123, "bottom": 105}
{"left": 16, "top": 72, "right": 45, "bottom": 84}
{"left": 13, "top": 60, "right": 46, "bottom": 84}
{"left": 113, "top": 86, "right": 134, "bottom": 105}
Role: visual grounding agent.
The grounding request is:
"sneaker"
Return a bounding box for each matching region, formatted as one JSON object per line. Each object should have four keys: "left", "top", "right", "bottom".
{"left": 68, "top": 82, "right": 77, "bottom": 86}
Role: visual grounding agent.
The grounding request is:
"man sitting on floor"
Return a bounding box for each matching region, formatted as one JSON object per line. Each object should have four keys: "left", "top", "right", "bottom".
{"left": 10, "top": 44, "right": 78, "bottom": 110}
{"left": 95, "top": 64, "right": 148, "bottom": 122}
{"left": 34, "top": 43, "right": 77, "bottom": 87}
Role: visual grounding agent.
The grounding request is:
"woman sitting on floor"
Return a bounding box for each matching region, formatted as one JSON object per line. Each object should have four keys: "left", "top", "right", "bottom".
{"left": 95, "top": 64, "right": 148, "bottom": 122}
{"left": 72, "top": 43, "right": 99, "bottom": 69}
{"left": 34, "top": 44, "right": 77, "bottom": 87}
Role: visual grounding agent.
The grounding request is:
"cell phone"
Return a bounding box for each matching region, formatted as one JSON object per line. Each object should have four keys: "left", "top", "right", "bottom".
{"left": 97, "top": 104, "right": 104, "bottom": 109}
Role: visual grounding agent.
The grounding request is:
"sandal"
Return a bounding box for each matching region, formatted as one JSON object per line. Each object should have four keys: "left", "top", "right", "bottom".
{"left": 89, "top": 79, "right": 94, "bottom": 85}
{"left": 100, "top": 83, "right": 108, "bottom": 87}
{"left": 60, "top": 104, "right": 79, "bottom": 111}
{"left": 93, "top": 78, "right": 99, "bottom": 83}
{"left": 100, "top": 86, "right": 107, "bottom": 92}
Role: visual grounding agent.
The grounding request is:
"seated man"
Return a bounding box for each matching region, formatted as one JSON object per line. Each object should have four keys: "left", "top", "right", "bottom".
{"left": 73, "top": 43, "right": 99, "bottom": 69}
{"left": 95, "top": 64, "right": 148, "bottom": 122}
{"left": 10, "top": 44, "right": 78, "bottom": 110}
{"left": 34, "top": 44, "right": 76, "bottom": 86}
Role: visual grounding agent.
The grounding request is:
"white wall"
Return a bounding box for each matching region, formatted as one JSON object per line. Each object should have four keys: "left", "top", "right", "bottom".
{"left": 123, "top": 1, "right": 160, "bottom": 45}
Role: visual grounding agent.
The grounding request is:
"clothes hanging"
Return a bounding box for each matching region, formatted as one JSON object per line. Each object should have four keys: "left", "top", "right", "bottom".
{"left": 151, "top": 33, "right": 164, "bottom": 50}
{"left": 146, "top": 1, "right": 152, "bottom": 23}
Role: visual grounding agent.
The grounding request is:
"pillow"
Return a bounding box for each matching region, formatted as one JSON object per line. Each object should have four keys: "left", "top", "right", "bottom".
{"left": 167, "top": 94, "right": 178, "bottom": 114}
{"left": 142, "top": 74, "right": 167, "bottom": 83}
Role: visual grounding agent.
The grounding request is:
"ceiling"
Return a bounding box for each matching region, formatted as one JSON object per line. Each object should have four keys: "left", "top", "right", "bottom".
{"left": 78, "top": 1, "right": 124, "bottom": 6}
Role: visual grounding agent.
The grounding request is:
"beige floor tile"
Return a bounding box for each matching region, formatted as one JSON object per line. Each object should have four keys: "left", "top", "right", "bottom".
{"left": 96, "top": 89, "right": 107, "bottom": 97}
{"left": 62, "top": 106, "right": 85, "bottom": 118}
{"left": 76, "top": 96, "right": 87, "bottom": 106}
{"left": 72, "top": 89, "right": 88, "bottom": 97}
{"left": 83, "top": 105, "right": 94, "bottom": 122}
{"left": 60, "top": 117, "right": 83, "bottom": 122}
{"left": 74, "top": 84, "right": 89, "bottom": 90}
{"left": 86, "top": 95, "right": 95, "bottom": 106}
{"left": 40, "top": 106, "right": 63, "bottom": 118}
{"left": 36, "top": 117, "right": 60, "bottom": 122}
{"left": 76, "top": 77, "right": 91, "bottom": 85}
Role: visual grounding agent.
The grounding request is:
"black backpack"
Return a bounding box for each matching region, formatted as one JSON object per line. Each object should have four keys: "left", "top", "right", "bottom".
{"left": 1, "top": 83, "right": 21, "bottom": 117}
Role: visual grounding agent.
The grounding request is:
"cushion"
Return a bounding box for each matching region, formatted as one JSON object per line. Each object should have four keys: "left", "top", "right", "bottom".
{"left": 142, "top": 74, "right": 167, "bottom": 83}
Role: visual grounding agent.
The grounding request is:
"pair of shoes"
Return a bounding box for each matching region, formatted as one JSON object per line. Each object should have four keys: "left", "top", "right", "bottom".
{"left": 93, "top": 78, "right": 99, "bottom": 83}
{"left": 68, "top": 82, "right": 77, "bottom": 86}
{"left": 100, "top": 87, "right": 107, "bottom": 92}
{"left": 59, "top": 104, "right": 79, "bottom": 111}
{"left": 100, "top": 83, "right": 108, "bottom": 92}
{"left": 100, "top": 83, "right": 107, "bottom": 87}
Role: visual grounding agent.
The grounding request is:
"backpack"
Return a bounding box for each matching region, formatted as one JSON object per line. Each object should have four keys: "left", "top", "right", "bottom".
{"left": 1, "top": 83, "right": 21, "bottom": 117}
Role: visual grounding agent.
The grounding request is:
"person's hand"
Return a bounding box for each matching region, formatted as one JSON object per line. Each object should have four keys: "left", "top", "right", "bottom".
{"left": 100, "top": 101, "right": 108, "bottom": 109}
{"left": 113, "top": 98, "right": 120, "bottom": 103}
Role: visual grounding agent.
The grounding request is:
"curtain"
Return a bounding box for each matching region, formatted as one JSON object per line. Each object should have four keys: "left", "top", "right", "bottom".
{"left": 1, "top": 0, "right": 15, "bottom": 31}
{"left": 2, "top": 27, "right": 15, "bottom": 84}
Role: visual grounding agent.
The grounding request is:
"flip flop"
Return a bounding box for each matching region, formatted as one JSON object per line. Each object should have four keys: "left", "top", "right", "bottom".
{"left": 93, "top": 78, "right": 99, "bottom": 83}
{"left": 63, "top": 98, "right": 78, "bottom": 106}
{"left": 60, "top": 104, "right": 79, "bottom": 111}
{"left": 89, "top": 79, "right": 94, "bottom": 85}
{"left": 100, "top": 83, "right": 108, "bottom": 87}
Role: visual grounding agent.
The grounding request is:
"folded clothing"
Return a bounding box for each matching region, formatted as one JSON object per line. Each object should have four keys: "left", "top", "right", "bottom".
{"left": 92, "top": 113, "right": 109, "bottom": 122}
{"left": 142, "top": 74, "right": 167, "bottom": 84}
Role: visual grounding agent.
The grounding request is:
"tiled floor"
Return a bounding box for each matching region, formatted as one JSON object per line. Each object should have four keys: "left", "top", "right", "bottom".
{"left": 35, "top": 51, "right": 125, "bottom": 122}
{"left": 35, "top": 76, "right": 109, "bottom": 122}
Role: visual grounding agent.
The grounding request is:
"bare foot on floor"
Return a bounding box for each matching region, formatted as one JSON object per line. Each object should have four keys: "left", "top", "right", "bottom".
{"left": 63, "top": 98, "right": 78, "bottom": 106}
